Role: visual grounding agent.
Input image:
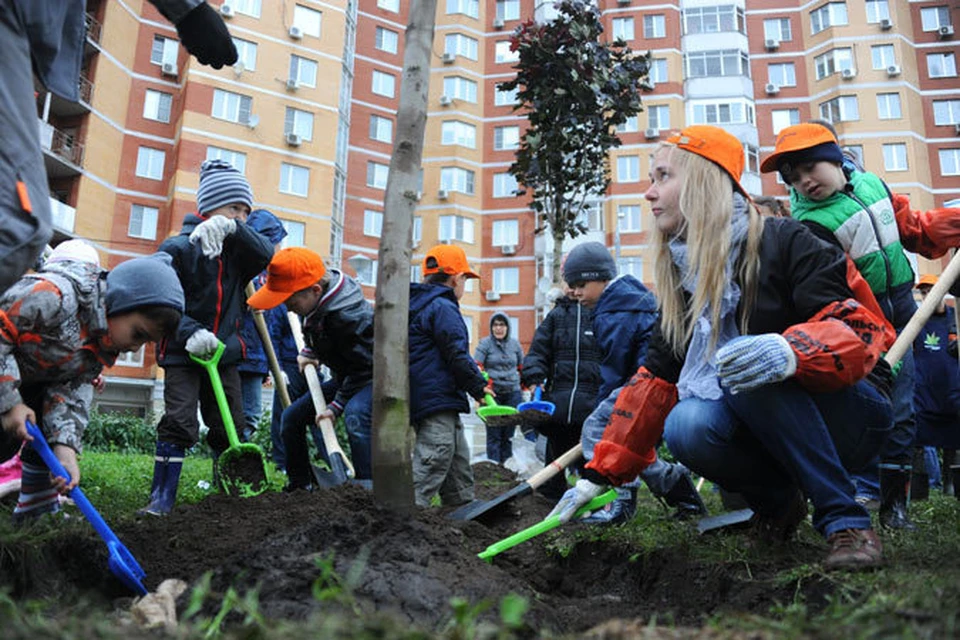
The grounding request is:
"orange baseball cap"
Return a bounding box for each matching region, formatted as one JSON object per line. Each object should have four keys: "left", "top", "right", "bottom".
{"left": 665, "top": 125, "right": 747, "bottom": 196}
{"left": 247, "top": 247, "right": 326, "bottom": 310}
{"left": 916, "top": 273, "right": 938, "bottom": 288}
{"left": 422, "top": 244, "right": 480, "bottom": 279}
{"left": 760, "top": 123, "right": 839, "bottom": 174}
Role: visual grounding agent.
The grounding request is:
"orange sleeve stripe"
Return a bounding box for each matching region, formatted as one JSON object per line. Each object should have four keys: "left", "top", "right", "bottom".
{"left": 0, "top": 311, "right": 19, "bottom": 344}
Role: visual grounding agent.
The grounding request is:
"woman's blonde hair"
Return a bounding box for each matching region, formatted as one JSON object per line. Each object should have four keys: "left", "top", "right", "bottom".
{"left": 652, "top": 144, "right": 764, "bottom": 356}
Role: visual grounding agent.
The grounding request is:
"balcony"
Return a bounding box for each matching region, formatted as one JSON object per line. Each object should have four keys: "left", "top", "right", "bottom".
{"left": 38, "top": 120, "right": 84, "bottom": 177}
{"left": 49, "top": 197, "right": 76, "bottom": 235}
{"left": 49, "top": 73, "right": 94, "bottom": 117}
{"left": 85, "top": 13, "right": 102, "bottom": 51}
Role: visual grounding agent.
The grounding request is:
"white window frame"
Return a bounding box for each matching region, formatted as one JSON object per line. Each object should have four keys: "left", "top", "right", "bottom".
{"left": 438, "top": 214, "right": 475, "bottom": 243}
{"left": 377, "top": 0, "right": 399, "bottom": 12}
{"left": 492, "top": 267, "right": 520, "bottom": 294}
{"left": 233, "top": 0, "right": 261, "bottom": 18}
{"left": 495, "top": 41, "right": 519, "bottom": 64}
{"left": 865, "top": 0, "right": 890, "bottom": 23}
{"left": 211, "top": 89, "right": 252, "bottom": 125}
{"left": 617, "top": 204, "right": 642, "bottom": 232}
{"left": 284, "top": 107, "right": 314, "bottom": 142}
{"left": 233, "top": 38, "right": 258, "bottom": 71}
{"left": 441, "top": 120, "right": 477, "bottom": 148}
{"left": 763, "top": 17, "right": 792, "bottom": 42}
{"left": 206, "top": 146, "right": 247, "bottom": 174}
{"left": 444, "top": 33, "right": 478, "bottom": 60}
{"left": 920, "top": 6, "right": 951, "bottom": 31}
{"left": 768, "top": 62, "right": 796, "bottom": 87}
{"left": 496, "top": 0, "right": 520, "bottom": 21}
{"left": 135, "top": 147, "right": 165, "bottom": 181}
{"left": 939, "top": 148, "right": 960, "bottom": 176}
{"left": 647, "top": 104, "right": 670, "bottom": 130}
{"left": 493, "top": 172, "right": 518, "bottom": 198}
{"left": 376, "top": 27, "right": 399, "bottom": 54}
{"left": 871, "top": 44, "right": 895, "bottom": 70}
{"left": 495, "top": 84, "right": 518, "bottom": 106}
{"left": 281, "top": 219, "right": 305, "bottom": 248}
{"left": 372, "top": 70, "right": 396, "bottom": 98}
{"left": 293, "top": 4, "right": 322, "bottom": 38}
{"left": 683, "top": 5, "right": 744, "bottom": 35}
{"left": 927, "top": 53, "right": 958, "bottom": 79}
{"left": 876, "top": 93, "right": 902, "bottom": 120}
{"left": 366, "top": 161, "right": 390, "bottom": 189}
{"left": 290, "top": 55, "right": 318, "bottom": 88}
{"left": 882, "top": 143, "right": 908, "bottom": 171}
{"left": 685, "top": 49, "right": 751, "bottom": 79}
{"left": 412, "top": 216, "right": 422, "bottom": 247}
{"left": 933, "top": 99, "right": 960, "bottom": 125}
{"left": 369, "top": 114, "right": 393, "bottom": 143}
{"left": 150, "top": 35, "right": 178, "bottom": 66}
{"left": 612, "top": 17, "right": 635, "bottom": 42}
{"left": 364, "top": 209, "right": 384, "bottom": 237}
{"left": 690, "top": 99, "right": 754, "bottom": 126}
{"left": 617, "top": 115, "right": 639, "bottom": 133}
{"left": 280, "top": 162, "right": 310, "bottom": 197}
{"left": 143, "top": 89, "right": 172, "bottom": 123}
{"left": 643, "top": 14, "right": 666, "bottom": 38}
{"left": 810, "top": 2, "right": 848, "bottom": 35}
{"left": 819, "top": 96, "right": 859, "bottom": 122}
{"left": 616, "top": 156, "right": 640, "bottom": 183}
{"left": 128, "top": 204, "right": 159, "bottom": 240}
{"left": 445, "top": 0, "right": 479, "bottom": 19}
{"left": 814, "top": 48, "right": 854, "bottom": 80}
{"left": 649, "top": 58, "right": 668, "bottom": 84}
{"left": 492, "top": 219, "right": 519, "bottom": 246}
{"left": 618, "top": 257, "right": 642, "bottom": 281}
{"left": 771, "top": 109, "right": 801, "bottom": 134}
{"left": 494, "top": 125, "right": 520, "bottom": 150}
{"left": 440, "top": 166, "right": 475, "bottom": 195}
{"left": 443, "top": 76, "right": 478, "bottom": 102}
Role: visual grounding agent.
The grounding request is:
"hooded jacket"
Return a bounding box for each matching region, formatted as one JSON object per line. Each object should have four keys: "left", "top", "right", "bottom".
{"left": 157, "top": 213, "right": 273, "bottom": 367}
{"left": 238, "top": 210, "right": 287, "bottom": 376}
{"left": 408, "top": 282, "right": 487, "bottom": 424}
{"left": 473, "top": 312, "right": 524, "bottom": 395}
{"left": 913, "top": 307, "right": 960, "bottom": 433}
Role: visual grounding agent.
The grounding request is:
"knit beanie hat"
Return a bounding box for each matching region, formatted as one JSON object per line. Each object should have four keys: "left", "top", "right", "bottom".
{"left": 563, "top": 242, "right": 617, "bottom": 285}
{"left": 106, "top": 252, "right": 185, "bottom": 316}
{"left": 773, "top": 142, "right": 844, "bottom": 183}
{"left": 47, "top": 239, "right": 101, "bottom": 266}
{"left": 196, "top": 159, "right": 253, "bottom": 215}
{"left": 247, "top": 209, "right": 288, "bottom": 245}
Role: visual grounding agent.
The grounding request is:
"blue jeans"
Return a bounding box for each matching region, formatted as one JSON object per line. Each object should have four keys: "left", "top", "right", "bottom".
{"left": 486, "top": 388, "right": 523, "bottom": 463}
{"left": 663, "top": 379, "right": 892, "bottom": 538}
{"left": 239, "top": 372, "right": 266, "bottom": 435}
{"left": 270, "top": 361, "right": 309, "bottom": 470}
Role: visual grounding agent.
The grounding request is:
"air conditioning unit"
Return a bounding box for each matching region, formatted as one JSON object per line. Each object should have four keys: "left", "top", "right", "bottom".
{"left": 439, "top": 95, "right": 452, "bottom": 106}
{"left": 220, "top": 4, "right": 235, "bottom": 17}
{"left": 285, "top": 132, "right": 302, "bottom": 146}
{"left": 437, "top": 189, "right": 449, "bottom": 200}
{"left": 938, "top": 25, "right": 954, "bottom": 38}
{"left": 500, "top": 244, "right": 516, "bottom": 255}
{"left": 442, "top": 52, "right": 456, "bottom": 64}
{"left": 161, "top": 61, "right": 177, "bottom": 77}
{"left": 841, "top": 68, "right": 856, "bottom": 79}
{"left": 879, "top": 18, "right": 892, "bottom": 30}
{"left": 764, "top": 38, "right": 780, "bottom": 51}
{"left": 485, "top": 291, "right": 501, "bottom": 302}
{"left": 644, "top": 128, "right": 659, "bottom": 140}
{"left": 286, "top": 78, "right": 299, "bottom": 91}
{"left": 886, "top": 64, "right": 902, "bottom": 77}
{"left": 954, "top": 123, "right": 960, "bottom": 135}
{"left": 493, "top": 18, "right": 505, "bottom": 29}
{"left": 765, "top": 83, "right": 780, "bottom": 95}
{"left": 289, "top": 25, "right": 303, "bottom": 39}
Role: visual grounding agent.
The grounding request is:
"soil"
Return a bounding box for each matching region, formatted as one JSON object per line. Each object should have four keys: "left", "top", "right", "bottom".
{"left": 218, "top": 449, "right": 269, "bottom": 497}
{"left": 0, "top": 462, "right": 834, "bottom": 636}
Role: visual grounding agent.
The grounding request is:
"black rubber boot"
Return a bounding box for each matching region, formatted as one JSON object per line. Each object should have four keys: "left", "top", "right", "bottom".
{"left": 661, "top": 473, "right": 708, "bottom": 520}
{"left": 879, "top": 464, "right": 917, "bottom": 530}
{"left": 910, "top": 447, "right": 929, "bottom": 502}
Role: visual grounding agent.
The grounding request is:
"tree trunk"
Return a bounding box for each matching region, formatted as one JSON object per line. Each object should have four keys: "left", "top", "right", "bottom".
{"left": 371, "top": 0, "right": 438, "bottom": 509}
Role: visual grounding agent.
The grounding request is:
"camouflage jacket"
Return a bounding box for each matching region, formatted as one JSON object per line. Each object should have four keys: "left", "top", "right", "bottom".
{"left": 0, "top": 261, "right": 118, "bottom": 451}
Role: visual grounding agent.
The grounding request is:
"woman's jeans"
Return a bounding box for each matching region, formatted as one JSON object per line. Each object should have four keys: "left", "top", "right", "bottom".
{"left": 663, "top": 379, "right": 892, "bottom": 538}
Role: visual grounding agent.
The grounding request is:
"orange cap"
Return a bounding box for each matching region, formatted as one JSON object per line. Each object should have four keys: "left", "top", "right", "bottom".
{"left": 247, "top": 247, "right": 326, "bottom": 310}
{"left": 760, "top": 123, "right": 838, "bottom": 174}
{"left": 422, "top": 244, "right": 480, "bottom": 279}
{"left": 665, "top": 125, "right": 747, "bottom": 195}
{"left": 916, "top": 273, "right": 938, "bottom": 288}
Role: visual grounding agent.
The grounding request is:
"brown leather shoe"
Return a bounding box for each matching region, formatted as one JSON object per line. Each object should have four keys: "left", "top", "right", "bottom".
{"left": 748, "top": 490, "right": 808, "bottom": 544}
{"left": 825, "top": 528, "right": 883, "bottom": 570}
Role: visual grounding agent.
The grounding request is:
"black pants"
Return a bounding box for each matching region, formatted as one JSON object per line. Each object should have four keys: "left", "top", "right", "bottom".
{"left": 160, "top": 364, "right": 245, "bottom": 454}
{"left": 540, "top": 423, "right": 585, "bottom": 501}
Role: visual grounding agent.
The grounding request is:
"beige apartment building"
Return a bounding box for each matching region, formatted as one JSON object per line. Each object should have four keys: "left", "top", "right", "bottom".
{"left": 36, "top": 0, "right": 959, "bottom": 413}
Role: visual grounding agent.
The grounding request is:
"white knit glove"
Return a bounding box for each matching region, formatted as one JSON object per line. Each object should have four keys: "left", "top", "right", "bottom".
{"left": 715, "top": 333, "right": 797, "bottom": 395}
{"left": 185, "top": 329, "right": 219, "bottom": 356}
{"left": 189, "top": 216, "right": 236, "bottom": 259}
{"left": 547, "top": 478, "right": 606, "bottom": 523}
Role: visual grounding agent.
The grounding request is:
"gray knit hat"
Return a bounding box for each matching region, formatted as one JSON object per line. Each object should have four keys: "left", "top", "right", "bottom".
{"left": 105, "top": 252, "right": 185, "bottom": 316}
{"left": 563, "top": 242, "right": 617, "bottom": 285}
{"left": 196, "top": 159, "right": 253, "bottom": 215}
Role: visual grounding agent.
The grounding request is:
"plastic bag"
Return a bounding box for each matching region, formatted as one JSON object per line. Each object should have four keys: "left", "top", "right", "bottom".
{"left": 503, "top": 428, "right": 544, "bottom": 480}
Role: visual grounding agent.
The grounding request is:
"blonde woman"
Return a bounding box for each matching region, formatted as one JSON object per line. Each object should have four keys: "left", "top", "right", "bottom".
{"left": 549, "top": 126, "right": 895, "bottom": 570}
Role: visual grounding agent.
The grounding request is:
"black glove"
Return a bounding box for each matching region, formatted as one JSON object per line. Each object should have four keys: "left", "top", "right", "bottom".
{"left": 175, "top": 3, "right": 238, "bottom": 69}
{"left": 866, "top": 358, "right": 893, "bottom": 401}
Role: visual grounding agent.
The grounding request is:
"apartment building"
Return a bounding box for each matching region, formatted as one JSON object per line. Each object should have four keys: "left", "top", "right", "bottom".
{"left": 37, "top": 0, "right": 959, "bottom": 413}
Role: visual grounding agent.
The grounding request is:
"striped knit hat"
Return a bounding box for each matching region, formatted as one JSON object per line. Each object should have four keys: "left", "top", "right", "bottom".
{"left": 196, "top": 159, "right": 253, "bottom": 215}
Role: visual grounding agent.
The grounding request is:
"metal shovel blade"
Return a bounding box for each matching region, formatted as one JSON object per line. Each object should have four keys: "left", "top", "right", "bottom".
{"left": 697, "top": 508, "right": 755, "bottom": 535}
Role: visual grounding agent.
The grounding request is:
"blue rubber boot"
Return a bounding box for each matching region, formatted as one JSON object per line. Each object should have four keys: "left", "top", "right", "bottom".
{"left": 139, "top": 441, "right": 184, "bottom": 516}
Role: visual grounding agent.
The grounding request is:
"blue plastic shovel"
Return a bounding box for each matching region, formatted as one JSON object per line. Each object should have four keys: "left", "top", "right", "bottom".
{"left": 25, "top": 421, "right": 148, "bottom": 596}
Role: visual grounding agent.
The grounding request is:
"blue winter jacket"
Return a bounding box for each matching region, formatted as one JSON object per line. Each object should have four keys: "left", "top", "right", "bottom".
{"left": 237, "top": 209, "right": 287, "bottom": 375}
{"left": 408, "top": 283, "right": 487, "bottom": 424}
{"left": 266, "top": 304, "right": 299, "bottom": 365}
{"left": 590, "top": 275, "right": 659, "bottom": 401}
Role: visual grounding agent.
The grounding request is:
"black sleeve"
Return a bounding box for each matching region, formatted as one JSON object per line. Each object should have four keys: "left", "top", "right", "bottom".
{"left": 521, "top": 312, "right": 556, "bottom": 386}
{"left": 782, "top": 220, "right": 854, "bottom": 320}
{"left": 799, "top": 219, "right": 843, "bottom": 251}
{"left": 642, "top": 319, "right": 684, "bottom": 384}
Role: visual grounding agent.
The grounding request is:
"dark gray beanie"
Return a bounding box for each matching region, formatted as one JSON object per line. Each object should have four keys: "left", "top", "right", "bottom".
{"left": 106, "top": 252, "right": 185, "bottom": 316}
{"left": 196, "top": 159, "right": 253, "bottom": 215}
{"left": 563, "top": 242, "right": 616, "bottom": 285}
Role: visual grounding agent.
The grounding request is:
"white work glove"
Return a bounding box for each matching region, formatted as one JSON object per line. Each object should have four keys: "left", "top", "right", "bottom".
{"left": 715, "top": 333, "right": 797, "bottom": 395}
{"left": 185, "top": 329, "right": 219, "bottom": 356}
{"left": 547, "top": 478, "right": 607, "bottom": 523}
{"left": 189, "top": 216, "right": 237, "bottom": 259}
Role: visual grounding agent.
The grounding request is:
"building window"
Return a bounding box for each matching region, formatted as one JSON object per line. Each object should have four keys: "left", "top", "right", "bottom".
{"left": 444, "top": 76, "right": 477, "bottom": 102}
{"left": 940, "top": 149, "right": 960, "bottom": 176}
{"left": 281, "top": 220, "right": 305, "bottom": 248}
{"left": 494, "top": 125, "right": 520, "bottom": 150}
{"left": 376, "top": 27, "right": 399, "bottom": 54}
{"left": 814, "top": 48, "right": 854, "bottom": 80}
{"left": 440, "top": 167, "right": 475, "bottom": 195}
{"left": 492, "top": 219, "right": 519, "bottom": 245}
{"left": 150, "top": 35, "right": 178, "bottom": 65}
{"left": 745, "top": 144, "right": 760, "bottom": 174}
{"left": 612, "top": 17, "right": 634, "bottom": 42}
{"left": 438, "top": 214, "right": 475, "bottom": 243}
{"left": 446, "top": 0, "right": 478, "bottom": 19}
{"left": 819, "top": 96, "right": 859, "bottom": 122}
{"left": 643, "top": 14, "right": 666, "bottom": 38}
{"left": 686, "top": 50, "right": 750, "bottom": 78}
{"left": 143, "top": 89, "right": 172, "bottom": 123}
{"left": 683, "top": 5, "right": 745, "bottom": 35}
{"left": 618, "top": 257, "right": 642, "bottom": 280}
{"left": 377, "top": 0, "right": 399, "bottom": 12}
{"left": 445, "top": 33, "right": 478, "bottom": 60}
{"left": 135, "top": 147, "right": 165, "bottom": 180}
{"left": 617, "top": 116, "right": 638, "bottom": 133}
{"left": 366, "top": 161, "right": 389, "bottom": 189}
{"left": 576, "top": 201, "right": 604, "bottom": 231}
{"left": 353, "top": 257, "right": 378, "bottom": 286}
{"left": 232, "top": 0, "right": 261, "bottom": 17}
{"left": 290, "top": 55, "right": 318, "bottom": 88}
{"left": 493, "top": 172, "right": 518, "bottom": 198}
{"left": 284, "top": 107, "right": 314, "bottom": 141}
{"left": 768, "top": 62, "right": 796, "bottom": 87}
{"left": 496, "top": 0, "right": 519, "bottom": 21}
{"left": 871, "top": 45, "right": 895, "bottom": 70}
{"left": 877, "top": 93, "right": 902, "bottom": 120}
{"left": 845, "top": 145, "right": 864, "bottom": 168}
{"left": 882, "top": 143, "right": 908, "bottom": 171}
{"left": 128, "top": 204, "right": 158, "bottom": 240}
{"left": 649, "top": 58, "right": 668, "bottom": 84}
{"left": 293, "top": 5, "right": 322, "bottom": 37}
{"left": 364, "top": 209, "right": 383, "bottom": 237}
{"left": 211, "top": 89, "right": 252, "bottom": 124}
{"left": 370, "top": 114, "right": 393, "bottom": 143}
{"left": 865, "top": 0, "right": 890, "bottom": 23}
{"left": 647, "top": 105, "right": 670, "bottom": 130}
{"left": 115, "top": 346, "right": 145, "bottom": 368}
{"left": 492, "top": 267, "right": 520, "bottom": 294}
{"left": 412, "top": 216, "right": 422, "bottom": 247}
{"left": 280, "top": 163, "right": 310, "bottom": 196}
{"left": 495, "top": 41, "right": 519, "bottom": 64}
{"left": 920, "top": 6, "right": 951, "bottom": 31}
{"left": 771, "top": 108, "right": 800, "bottom": 134}
{"left": 763, "top": 18, "right": 792, "bottom": 42}
{"left": 233, "top": 38, "right": 257, "bottom": 71}
{"left": 206, "top": 146, "right": 247, "bottom": 174}
{"left": 933, "top": 99, "right": 960, "bottom": 125}
{"left": 810, "top": 2, "right": 848, "bottom": 35}
{"left": 372, "top": 70, "right": 396, "bottom": 97}
{"left": 927, "top": 53, "right": 958, "bottom": 79}
{"left": 495, "top": 84, "right": 518, "bottom": 106}
{"left": 618, "top": 204, "right": 641, "bottom": 232}
{"left": 691, "top": 100, "right": 754, "bottom": 125}
{"left": 617, "top": 156, "right": 640, "bottom": 183}
{"left": 441, "top": 120, "right": 477, "bottom": 148}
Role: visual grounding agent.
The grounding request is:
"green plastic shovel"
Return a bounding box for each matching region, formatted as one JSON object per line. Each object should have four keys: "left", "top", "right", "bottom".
{"left": 477, "top": 392, "right": 520, "bottom": 429}
{"left": 190, "top": 341, "right": 269, "bottom": 497}
{"left": 477, "top": 489, "right": 617, "bottom": 561}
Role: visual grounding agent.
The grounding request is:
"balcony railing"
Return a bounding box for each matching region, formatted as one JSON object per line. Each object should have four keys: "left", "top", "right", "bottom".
{"left": 85, "top": 13, "right": 102, "bottom": 46}
{"left": 49, "top": 197, "right": 76, "bottom": 234}
{"left": 38, "top": 120, "right": 84, "bottom": 168}
{"left": 78, "top": 74, "right": 94, "bottom": 105}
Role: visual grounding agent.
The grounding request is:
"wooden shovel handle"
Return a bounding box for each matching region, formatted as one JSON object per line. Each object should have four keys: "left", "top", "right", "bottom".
{"left": 245, "top": 283, "right": 291, "bottom": 408}
{"left": 526, "top": 443, "right": 582, "bottom": 490}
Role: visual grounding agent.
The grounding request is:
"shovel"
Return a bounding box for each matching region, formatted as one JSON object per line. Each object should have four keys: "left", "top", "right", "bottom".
{"left": 190, "top": 341, "right": 269, "bottom": 497}
{"left": 517, "top": 385, "right": 555, "bottom": 429}
{"left": 448, "top": 443, "right": 583, "bottom": 521}
{"left": 477, "top": 489, "right": 617, "bottom": 561}
{"left": 25, "top": 421, "right": 148, "bottom": 595}
{"left": 477, "top": 392, "right": 520, "bottom": 429}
